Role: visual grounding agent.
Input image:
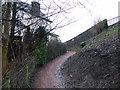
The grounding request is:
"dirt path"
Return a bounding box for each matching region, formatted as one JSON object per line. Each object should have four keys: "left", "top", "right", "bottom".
{"left": 31, "top": 51, "right": 76, "bottom": 88}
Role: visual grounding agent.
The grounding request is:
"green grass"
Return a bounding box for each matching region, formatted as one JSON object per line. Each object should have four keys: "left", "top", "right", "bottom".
{"left": 84, "top": 25, "right": 119, "bottom": 47}
{"left": 79, "top": 24, "right": 119, "bottom": 51}
{"left": 69, "top": 23, "right": 119, "bottom": 52}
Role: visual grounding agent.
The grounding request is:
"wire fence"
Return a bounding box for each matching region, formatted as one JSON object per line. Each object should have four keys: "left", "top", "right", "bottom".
{"left": 0, "top": 52, "right": 37, "bottom": 89}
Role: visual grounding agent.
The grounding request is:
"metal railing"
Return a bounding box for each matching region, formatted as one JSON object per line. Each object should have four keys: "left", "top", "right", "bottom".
{"left": 107, "top": 16, "right": 120, "bottom": 26}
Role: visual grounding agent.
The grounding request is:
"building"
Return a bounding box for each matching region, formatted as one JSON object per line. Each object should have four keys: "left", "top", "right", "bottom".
{"left": 16, "top": 2, "right": 52, "bottom": 33}
{"left": 48, "top": 33, "right": 60, "bottom": 41}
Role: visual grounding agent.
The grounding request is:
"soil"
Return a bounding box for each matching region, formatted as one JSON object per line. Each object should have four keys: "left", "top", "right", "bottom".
{"left": 60, "top": 34, "right": 120, "bottom": 88}
{"left": 31, "top": 51, "right": 76, "bottom": 88}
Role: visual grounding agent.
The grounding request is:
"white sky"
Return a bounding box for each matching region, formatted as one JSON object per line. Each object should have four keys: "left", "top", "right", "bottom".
{"left": 54, "top": 0, "right": 119, "bottom": 42}
{"left": 21, "top": 0, "right": 119, "bottom": 42}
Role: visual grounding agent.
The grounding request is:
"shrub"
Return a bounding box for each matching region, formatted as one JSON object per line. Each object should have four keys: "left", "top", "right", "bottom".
{"left": 47, "top": 38, "right": 66, "bottom": 61}
{"left": 32, "top": 39, "right": 47, "bottom": 66}
{"left": 80, "top": 42, "right": 85, "bottom": 48}
{"left": 94, "top": 19, "right": 108, "bottom": 35}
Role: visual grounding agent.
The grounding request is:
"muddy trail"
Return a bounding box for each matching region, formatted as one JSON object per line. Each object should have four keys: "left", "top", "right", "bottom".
{"left": 60, "top": 33, "right": 120, "bottom": 88}
{"left": 31, "top": 51, "right": 76, "bottom": 88}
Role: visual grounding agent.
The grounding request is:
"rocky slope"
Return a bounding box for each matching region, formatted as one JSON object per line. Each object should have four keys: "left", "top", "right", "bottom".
{"left": 60, "top": 24, "right": 120, "bottom": 88}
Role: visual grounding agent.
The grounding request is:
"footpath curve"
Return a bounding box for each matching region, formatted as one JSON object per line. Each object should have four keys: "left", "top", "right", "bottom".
{"left": 31, "top": 51, "right": 76, "bottom": 88}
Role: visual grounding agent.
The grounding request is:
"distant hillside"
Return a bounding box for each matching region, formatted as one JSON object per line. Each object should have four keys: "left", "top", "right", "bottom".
{"left": 60, "top": 21, "right": 120, "bottom": 88}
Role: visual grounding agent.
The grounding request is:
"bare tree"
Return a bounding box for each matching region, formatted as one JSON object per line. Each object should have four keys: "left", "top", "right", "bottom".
{"left": 14, "top": 0, "right": 91, "bottom": 35}
{"left": 2, "top": 2, "right": 11, "bottom": 76}
{"left": 0, "top": 0, "right": 2, "bottom": 87}
{"left": 93, "top": 16, "right": 102, "bottom": 25}
{"left": 1, "top": 0, "right": 91, "bottom": 76}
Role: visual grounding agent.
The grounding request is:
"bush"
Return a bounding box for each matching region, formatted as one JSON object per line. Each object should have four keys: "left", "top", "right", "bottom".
{"left": 94, "top": 19, "right": 108, "bottom": 35}
{"left": 47, "top": 38, "right": 66, "bottom": 61}
{"left": 80, "top": 42, "right": 85, "bottom": 48}
{"left": 32, "top": 39, "right": 47, "bottom": 66}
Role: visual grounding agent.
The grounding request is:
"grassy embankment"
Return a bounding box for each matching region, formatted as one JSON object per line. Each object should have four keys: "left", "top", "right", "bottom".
{"left": 70, "top": 23, "right": 119, "bottom": 51}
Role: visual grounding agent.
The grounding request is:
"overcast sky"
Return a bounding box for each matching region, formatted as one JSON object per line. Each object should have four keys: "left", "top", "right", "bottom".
{"left": 21, "top": 0, "right": 119, "bottom": 42}
{"left": 53, "top": 0, "right": 119, "bottom": 42}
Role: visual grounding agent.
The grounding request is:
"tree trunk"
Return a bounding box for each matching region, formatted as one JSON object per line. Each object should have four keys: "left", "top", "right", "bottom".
{"left": 0, "top": 0, "right": 2, "bottom": 86}
{"left": 10, "top": 2, "right": 16, "bottom": 39}
{"left": 2, "top": 2, "right": 11, "bottom": 76}
{"left": 8, "top": 2, "right": 17, "bottom": 61}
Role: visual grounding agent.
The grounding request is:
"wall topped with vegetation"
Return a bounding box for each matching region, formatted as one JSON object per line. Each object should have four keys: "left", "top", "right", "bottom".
{"left": 65, "top": 19, "right": 108, "bottom": 50}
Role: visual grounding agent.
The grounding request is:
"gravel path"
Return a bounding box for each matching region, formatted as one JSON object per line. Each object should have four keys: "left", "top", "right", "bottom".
{"left": 31, "top": 51, "right": 76, "bottom": 88}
